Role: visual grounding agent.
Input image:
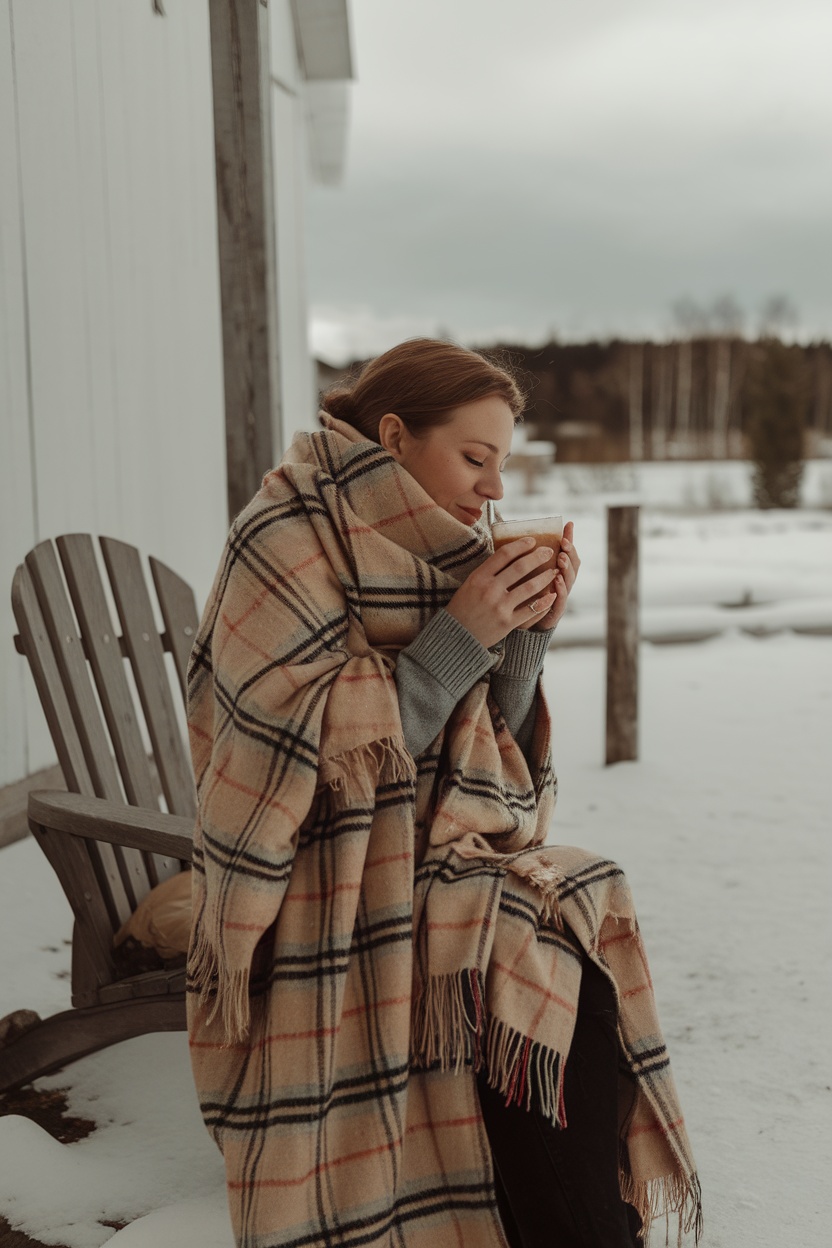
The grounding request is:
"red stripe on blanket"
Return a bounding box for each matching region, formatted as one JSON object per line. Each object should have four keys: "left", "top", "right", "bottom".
{"left": 211, "top": 762, "right": 296, "bottom": 819}
{"left": 405, "top": 1114, "right": 481, "bottom": 1136}
{"left": 221, "top": 586, "right": 269, "bottom": 633}
{"left": 628, "top": 1116, "right": 685, "bottom": 1138}
{"left": 491, "top": 960, "right": 577, "bottom": 1013}
{"left": 288, "top": 551, "right": 327, "bottom": 576}
{"left": 284, "top": 881, "right": 362, "bottom": 902}
{"left": 599, "top": 929, "right": 635, "bottom": 949}
{"left": 228, "top": 1139, "right": 396, "bottom": 1188}
{"left": 189, "top": 996, "right": 412, "bottom": 1051}
{"left": 365, "top": 852, "right": 412, "bottom": 870}
{"left": 621, "top": 983, "right": 650, "bottom": 1000}
{"left": 227, "top": 1112, "right": 483, "bottom": 1191}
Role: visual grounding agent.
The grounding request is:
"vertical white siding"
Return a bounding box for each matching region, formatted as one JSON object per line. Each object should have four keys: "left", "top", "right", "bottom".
{"left": 270, "top": 0, "right": 317, "bottom": 443}
{"left": 0, "top": 0, "right": 37, "bottom": 782}
{"left": 0, "top": 0, "right": 228, "bottom": 787}
{"left": 1, "top": 0, "right": 343, "bottom": 793}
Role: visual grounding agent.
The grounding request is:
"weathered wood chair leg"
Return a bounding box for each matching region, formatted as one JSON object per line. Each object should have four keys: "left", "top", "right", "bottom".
{"left": 0, "top": 997, "right": 187, "bottom": 1094}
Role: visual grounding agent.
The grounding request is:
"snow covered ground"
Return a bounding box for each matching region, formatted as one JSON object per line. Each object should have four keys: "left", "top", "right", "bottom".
{"left": 1, "top": 472, "right": 831, "bottom": 1247}
{"left": 503, "top": 458, "right": 832, "bottom": 647}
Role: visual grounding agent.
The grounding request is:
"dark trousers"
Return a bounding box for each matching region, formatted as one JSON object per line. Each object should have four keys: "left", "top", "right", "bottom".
{"left": 477, "top": 955, "right": 642, "bottom": 1248}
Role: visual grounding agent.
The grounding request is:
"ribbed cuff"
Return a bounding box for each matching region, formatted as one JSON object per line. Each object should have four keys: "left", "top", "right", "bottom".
{"left": 402, "top": 610, "right": 495, "bottom": 700}
{"left": 499, "top": 627, "right": 554, "bottom": 680}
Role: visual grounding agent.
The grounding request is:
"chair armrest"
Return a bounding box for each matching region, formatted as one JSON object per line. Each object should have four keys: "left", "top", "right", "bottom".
{"left": 28, "top": 790, "right": 195, "bottom": 862}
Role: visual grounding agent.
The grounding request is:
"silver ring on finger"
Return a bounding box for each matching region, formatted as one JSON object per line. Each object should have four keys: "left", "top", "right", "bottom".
{"left": 528, "top": 600, "right": 539, "bottom": 614}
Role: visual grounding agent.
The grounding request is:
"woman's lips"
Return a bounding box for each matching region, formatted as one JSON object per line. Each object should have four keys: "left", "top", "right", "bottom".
{"left": 458, "top": 504, "right": 482, "bottom": 520}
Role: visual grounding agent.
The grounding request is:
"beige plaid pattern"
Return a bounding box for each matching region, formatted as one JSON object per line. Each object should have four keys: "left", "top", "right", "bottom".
{"left": 186, "top": 415, "right": 701, "bottom": 1246}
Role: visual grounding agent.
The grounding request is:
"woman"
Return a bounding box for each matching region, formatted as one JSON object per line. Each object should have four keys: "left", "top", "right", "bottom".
{"left": 186, "top": 339, "right": 701, "bottom": 1248}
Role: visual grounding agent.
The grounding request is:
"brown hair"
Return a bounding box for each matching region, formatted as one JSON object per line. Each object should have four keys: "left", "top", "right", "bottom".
{"left": 321, "top": 338, "right": 526, "bottom": 442}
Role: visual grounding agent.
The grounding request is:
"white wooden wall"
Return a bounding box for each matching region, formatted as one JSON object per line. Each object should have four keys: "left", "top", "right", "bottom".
{"left": 0, "top": 0, "right": 329, "bottom": 793}
{"left": 0, "top": 0, "right": 228, "bottom": 788}
{"left": 271, "top": 0, "right": 318, "bottom": 441}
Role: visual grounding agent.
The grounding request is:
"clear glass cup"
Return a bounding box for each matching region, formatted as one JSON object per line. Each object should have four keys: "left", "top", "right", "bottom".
{"left": 490, "top": 515, "right": 564, "bottom": 592}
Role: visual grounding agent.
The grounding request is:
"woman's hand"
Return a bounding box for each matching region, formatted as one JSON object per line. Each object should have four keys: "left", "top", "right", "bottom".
{"left": 445, "top": 536, "right": 562, "bottom": 649}
{"left": 514, "top": 521, "right": 580, "bottom": 633}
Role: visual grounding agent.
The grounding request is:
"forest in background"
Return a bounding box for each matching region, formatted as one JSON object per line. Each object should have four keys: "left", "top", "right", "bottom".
{"left": 319, "top": 337, "right": 832, "bottom": 466}
{"left": 487, "top": 337, "right": 832, "bottom": 464}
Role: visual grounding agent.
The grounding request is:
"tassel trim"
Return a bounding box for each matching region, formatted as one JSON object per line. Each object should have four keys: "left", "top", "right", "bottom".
{"left": 411, "top": 970, "right": 481, "bottom": 1075}
{"left": 620, "top": 1169, "right": 703, "bottom": 1246}
{"left": 481, "top": 1016, "right": 566, "bottom": 1126}
{"left": 188, "top": 922, "right": 251, "bottom": 1044}
{"left": 321, "top": 735, "right": 416, "bottom": 793}
{"left": 411, "top": 969, "right": 567, "bottom": 1127}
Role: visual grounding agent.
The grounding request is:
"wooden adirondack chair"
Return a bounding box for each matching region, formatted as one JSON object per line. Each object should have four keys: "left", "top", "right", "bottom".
{"left": 0, "top": 535, "right": 201, "bottom": 1093}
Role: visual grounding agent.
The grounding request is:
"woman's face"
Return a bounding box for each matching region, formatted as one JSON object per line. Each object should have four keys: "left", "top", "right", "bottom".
{"left": 378, "top": 395, "right": 514, "bottom": 526}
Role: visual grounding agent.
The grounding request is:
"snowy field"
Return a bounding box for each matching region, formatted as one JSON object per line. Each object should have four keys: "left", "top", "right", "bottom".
{"left": 505, "top": 456, "right": 832, "bottom": 647}
{"left": 1, "top": 462, "right": 831, "bottom": 1247}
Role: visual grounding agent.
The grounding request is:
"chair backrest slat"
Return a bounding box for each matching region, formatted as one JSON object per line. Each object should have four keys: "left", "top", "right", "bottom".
{"left": 57, "top": 536, "right": 159, "bottom": 811}
{"left": 57, "top": 535, "right": 175, "bottom": 893}
{"left": 12, "top": 565, "right": 95, "bottom": 797}
{"left": 24, "top": 543, "right": 124, "bottom": 804}
{"left": 149, "top": 556, "right": 199, "bottom": 701}
{"left": 16, "top": 544, "right": 144, "bottom": 924}
{"left": 12, "top": 534, "right": 199, "bottom": 998}
{"left": 100, "top": 538, "right": 196, "bottom": 820}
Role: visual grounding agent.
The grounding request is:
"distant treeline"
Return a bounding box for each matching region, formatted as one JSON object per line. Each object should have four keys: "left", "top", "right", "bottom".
{"left": 487, "top": 338, "right": 832, "bottom": 463}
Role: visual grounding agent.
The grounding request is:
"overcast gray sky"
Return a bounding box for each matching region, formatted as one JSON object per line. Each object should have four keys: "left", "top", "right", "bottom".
{"left": 307, "top": 0, "right": 832, "bottom": 363}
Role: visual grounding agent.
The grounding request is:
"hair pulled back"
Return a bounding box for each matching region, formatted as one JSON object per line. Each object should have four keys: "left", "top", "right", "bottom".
{"left": 321, "top": 338, "right": 526, "bottom": 442}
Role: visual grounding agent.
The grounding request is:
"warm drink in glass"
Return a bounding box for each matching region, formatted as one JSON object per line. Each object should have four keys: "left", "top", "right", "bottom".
{"left": 491, "top": 515, "right": 564, "bottom": 593}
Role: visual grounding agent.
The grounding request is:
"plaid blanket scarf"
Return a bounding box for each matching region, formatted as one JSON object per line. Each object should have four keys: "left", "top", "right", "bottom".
{"left": 186, "top": 413, "right": 701, "bottom": 1247}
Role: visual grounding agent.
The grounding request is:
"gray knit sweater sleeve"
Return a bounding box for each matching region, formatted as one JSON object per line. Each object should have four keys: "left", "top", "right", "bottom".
{"left": 490, "top": 626, "right": 553, "bottom": 759}
{"left": 394, "top": 610, "right": 553, "bottom": 760}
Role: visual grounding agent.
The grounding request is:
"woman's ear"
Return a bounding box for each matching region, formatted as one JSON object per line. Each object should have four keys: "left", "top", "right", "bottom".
{"left": 378, "top": 413, "right": 406, "bottom": 460}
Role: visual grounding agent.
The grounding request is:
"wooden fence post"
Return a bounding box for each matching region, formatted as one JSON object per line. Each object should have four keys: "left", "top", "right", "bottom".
{"left": 605, "top": 505, "right": 640, "bottom": 764}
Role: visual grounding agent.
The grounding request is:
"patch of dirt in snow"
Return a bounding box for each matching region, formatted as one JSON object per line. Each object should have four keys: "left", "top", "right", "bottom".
{"left": 0, "top": 1218, "right": 65, "bottom": 1248}
{"left": 0, "top": 1084, "right": 95, "bottom": 1145}
{"left": 0, "top": 1088, "right": 106, "bottom": 1247}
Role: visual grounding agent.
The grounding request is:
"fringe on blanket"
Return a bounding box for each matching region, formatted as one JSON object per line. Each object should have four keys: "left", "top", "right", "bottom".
{"left": 412, "top": 969, "right": 702, "bottom": 1246}
{"left": 187, "top": 922, "right": 252, "bottom": 1044}
{"left": 320, "top": 736, "right": 417, "bottom": 793}
{"left": 621, "top": 1168, "right": 704, "bottom": 1247}
{"left": 411, "top": 969, "right": 568, "bottom": 1128}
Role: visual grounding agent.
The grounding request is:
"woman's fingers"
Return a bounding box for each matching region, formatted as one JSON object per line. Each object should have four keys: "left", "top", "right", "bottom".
{"left": 486, "top": 535, "right": 537, "bottom": 571}
{"left": 507, "top": 564, "right": 557, "bottom": 608}
{"left": 448, "top": 523, "right": 577, "bottom": 644}
{"left": 498, "top": 545, "right": 557, "bottom": 592}
{"left": 558, "top": 529, "right": 580, "bottom": 588}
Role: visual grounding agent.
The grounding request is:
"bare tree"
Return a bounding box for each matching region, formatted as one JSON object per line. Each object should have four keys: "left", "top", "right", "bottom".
{"left": 628, "top": 343, "right": 644, "bottom": 461}
{"left": 674, "top": 340, "right": 693, "bottom": 453}
{"left": 710, "top": 338, "right": 732, "bottom": 458}
{"left": 710, "top": 295, "right": 745, "bottom": 337}
{"left": 671, "top": 297, "right": 709, "bottom": 337}
{"left": 651, "top": 344, "right": 672, "bottom": 460}
{"left": 757, "top": 295, "right": 799, "bottom": 339}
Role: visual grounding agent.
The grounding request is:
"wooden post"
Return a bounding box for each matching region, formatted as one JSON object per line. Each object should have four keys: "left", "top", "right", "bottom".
{"left": 208, "top": 0, "right": 281, "bottom": 524}
{"left": 605, "top": 505, "right": 639, "bottom": 765}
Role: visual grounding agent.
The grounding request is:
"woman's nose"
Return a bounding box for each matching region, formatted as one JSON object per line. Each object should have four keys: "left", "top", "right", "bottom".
{"left": 477, "top": 472, "right": 504, "bottom": 501}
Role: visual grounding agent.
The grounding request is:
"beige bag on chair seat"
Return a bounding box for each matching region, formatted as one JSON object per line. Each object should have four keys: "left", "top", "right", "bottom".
{"left": 114, "top": 869, "right": 192, "bottom": 961}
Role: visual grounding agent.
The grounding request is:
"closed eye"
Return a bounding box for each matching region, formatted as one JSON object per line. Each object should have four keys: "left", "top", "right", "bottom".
{"left": 465, "top": 455, "right": 484, "bottom": 467}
